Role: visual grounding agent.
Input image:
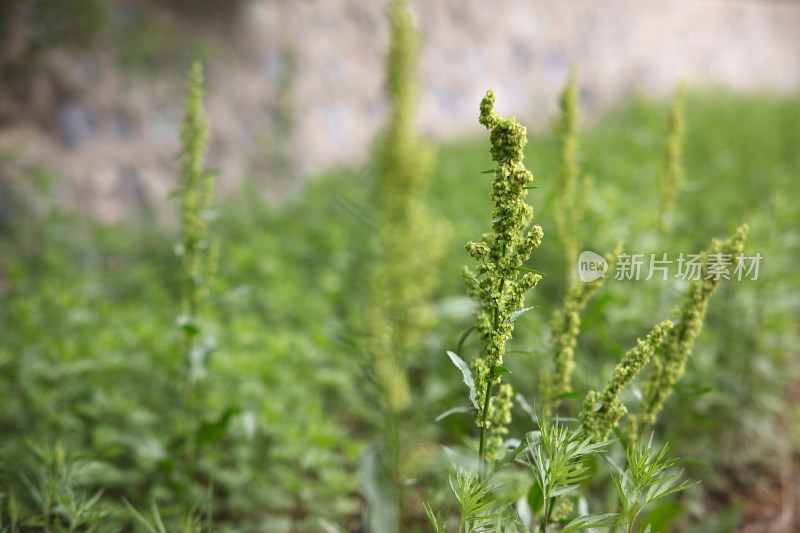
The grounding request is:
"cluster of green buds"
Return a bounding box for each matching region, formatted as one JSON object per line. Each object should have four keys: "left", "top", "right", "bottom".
{"left": 462, "top": 89, "right": 543, "bottom": 462}
{"left": 581, "top": 225, "right": 749, "bottom": 441}
{"left": 177, "top": 61, "right": 218, "bottom": 344}
{"left": 552, "top": 70, "right": 591, "bottom": 271}
{"left": 366, "top": 0, "right": 446, "bottom": 414}
{"left": 580, "top": 320, "right": 673, "bottom": 441}
{"left": 639, "top": 224, "right": 749, "bottom": 426}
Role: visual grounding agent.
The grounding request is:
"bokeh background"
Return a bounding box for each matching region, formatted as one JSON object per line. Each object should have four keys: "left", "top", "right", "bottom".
{"left": 2, "top": 0, "right": 799, "bottom": 219}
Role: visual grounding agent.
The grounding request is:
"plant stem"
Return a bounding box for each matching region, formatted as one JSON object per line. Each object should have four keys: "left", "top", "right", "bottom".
{"left": 478, "top": 378, "right": 494, "bottom": 477}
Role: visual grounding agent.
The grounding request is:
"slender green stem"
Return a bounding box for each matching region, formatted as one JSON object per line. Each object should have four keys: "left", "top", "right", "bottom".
{"left": 478, "top": 378, "right": 494, "bottom": 477}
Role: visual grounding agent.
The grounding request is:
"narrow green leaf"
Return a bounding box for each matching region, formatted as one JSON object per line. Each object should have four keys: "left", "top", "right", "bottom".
{"left": 123, "top": 499, "right": 160, "bottom": 533}
{"left": 491, "top": 438, "right": 527, "bottom": 474}
{"left": 522, "top": 185, "right": 539, "bottom": 189}
{"left": 515, "top": 393, "right": 538, "bottom": 424}
{"left": 516, "top": 267, "right": 545, "bottom": 276}
{"left": 674, "top": 386, "right": 713, "bottom": 397}
{"left": 447, "top": 351, "right": 479, "bottom": 410}
{"left": 480, "top": 169, "right": 495, "bottom": 174}
{"left": 509, "top": 306, "right": 540, "bottom": 322}
{"left": 455, "top": 326, "right": 476, "bottom": 358}
{"left": 549, "top": 484, "right": 580, "bottom": 498}
{"left": 679, "top": 458, "right": 713, "bottom": 471}
{"left": 435, "top": 406, "right": 472, "bottom": 422}
{"left": 422, "top": 501, "right": 446, "bottom": 533}
{"left": 560, "top": 513, "right": 619, "bottom": 533}
{"left": 613, "top": 426, "right": 629, "bottom": 449}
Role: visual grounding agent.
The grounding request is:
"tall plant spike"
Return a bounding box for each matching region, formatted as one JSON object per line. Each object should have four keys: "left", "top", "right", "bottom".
{"left": 176, "top": 60, "right": 217, "bottom": 473}
{"left": 580, "top": 320, "right": 674, "bottom": 441}
{"left": 657, "top": 86, "right": 685, "bottom": 232}
{"left": 179, "top": 60, "right": 214, "bottom": 325}
{"left": 543, "top": 245, "right": 622, "bottom": 415}
{"left": 366, "top": 0, "right": 444, "bottom": 412}
{"left": 463, "top": 89, "right": 543, "bottom": 466}
{"left": 639, "top": 224, "right": 749, "bottom": 427}
{"left": 363, "top": 1, "right": 446, "bottom": 530}
{"left": 553, "top": 69, "right": 583, "bottom": 271}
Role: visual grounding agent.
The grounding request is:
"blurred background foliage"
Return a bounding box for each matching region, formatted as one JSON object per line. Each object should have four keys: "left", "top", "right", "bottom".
{"left": 0, "top": 1, "right": 799, "bottom": 532}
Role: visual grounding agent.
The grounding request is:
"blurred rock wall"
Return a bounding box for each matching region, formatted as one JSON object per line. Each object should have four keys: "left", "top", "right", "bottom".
{"left": 1, "top": 0, "right": 799, "bottom": 221}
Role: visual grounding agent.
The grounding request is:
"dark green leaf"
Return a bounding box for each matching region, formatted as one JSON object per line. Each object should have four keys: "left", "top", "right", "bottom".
{"left": 492, "top": 365, "right": 511, "bottom": 378}
{"left": 175, "top": 315, "right": 199, "bottom": 336}
{"left": 641, "top": 501, "right": 683, "bottom": 533}
{"left": 527, "top": 482, "right": 544, "bottom": 516}
{"left": 196, "top": 407, "right": 242, "bottom": 446}
{"left": 613, "top": 426, "right": 629, "bottom": 449}
{"left": 455, "top": 326, "right": 475, "bottom": 358}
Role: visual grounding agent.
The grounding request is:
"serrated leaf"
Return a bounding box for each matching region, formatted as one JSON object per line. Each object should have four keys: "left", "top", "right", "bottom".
{"left": 447, "top": 351, "right": 479, "bottom": 410}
